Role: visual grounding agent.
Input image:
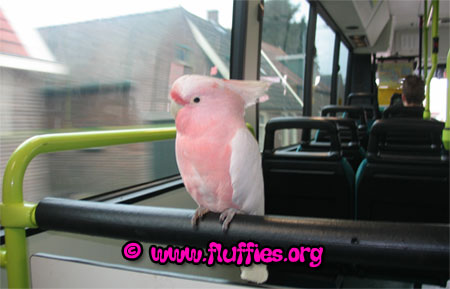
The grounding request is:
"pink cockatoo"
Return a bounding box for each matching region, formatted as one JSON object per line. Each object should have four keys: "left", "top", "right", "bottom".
{"left": 169, "top": 74, "right": 270, "bottom": 284}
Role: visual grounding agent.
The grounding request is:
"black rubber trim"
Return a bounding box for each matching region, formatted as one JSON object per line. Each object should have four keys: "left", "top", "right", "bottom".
{"left": 34, "top": 197, "right": 449, "bottom": 278}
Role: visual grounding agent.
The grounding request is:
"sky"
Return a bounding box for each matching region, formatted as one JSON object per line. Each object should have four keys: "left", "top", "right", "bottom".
{"left": 1, "top": 0, "right": 234, "bottom": 29}
{"left": 1, "top": 0, "right": 329, "bottom": 74}
{"left": 2, "top": 0, "right": 332, "bottom": 76}
{"left": 1, "top": 0, "right": 312, "bottom": 30}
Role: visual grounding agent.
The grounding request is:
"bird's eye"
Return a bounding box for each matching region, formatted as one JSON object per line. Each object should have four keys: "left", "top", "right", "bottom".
{"left": 193, "top": 97, "right": 200, "bottom": 103}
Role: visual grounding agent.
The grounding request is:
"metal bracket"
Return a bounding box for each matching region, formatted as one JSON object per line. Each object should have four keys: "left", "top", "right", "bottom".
{"left": 0, "top": 202, "right": 37, "bottom": 228}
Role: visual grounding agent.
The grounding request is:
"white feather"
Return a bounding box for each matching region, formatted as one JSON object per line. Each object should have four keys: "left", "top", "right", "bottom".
{"left": 240, "top": 264, "right": 268, "bottom": 284}
{"left": 229, "top": 128, "right": 264, "bottom": 216}
{"left": 229, "top": 128, "right": 268, "bottom": 284}
{"left": 223, "top": 79, "right": 270, "bottom": 108}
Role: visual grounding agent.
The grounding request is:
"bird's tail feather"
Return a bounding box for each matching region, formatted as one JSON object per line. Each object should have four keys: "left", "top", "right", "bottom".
{"left": 240, "top": 264, "right": 268, "bottom": 284}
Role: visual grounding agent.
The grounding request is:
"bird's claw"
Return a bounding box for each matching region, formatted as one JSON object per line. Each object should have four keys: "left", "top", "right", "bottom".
{"left": 191, "top": 206, "right": 209, "bottom": 226}
{"left": 219, "top": 208, "right": 241, "bottom": 232}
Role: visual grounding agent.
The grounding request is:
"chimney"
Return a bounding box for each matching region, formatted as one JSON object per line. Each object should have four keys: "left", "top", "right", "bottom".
{"left": 207, "top": 10, "right": 219, "bottom": 24}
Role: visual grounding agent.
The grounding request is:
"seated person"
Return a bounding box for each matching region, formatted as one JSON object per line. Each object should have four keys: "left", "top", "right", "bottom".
{"left": 384, "top": 75, "right": 424, "bottom": 118}
{"left": 397, "top": 75, "right": 425, "bottom": 107}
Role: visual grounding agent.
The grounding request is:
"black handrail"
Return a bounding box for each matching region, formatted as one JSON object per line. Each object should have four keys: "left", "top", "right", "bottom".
{"left": 35, "top": 197, "right": 449, "bottom": 283}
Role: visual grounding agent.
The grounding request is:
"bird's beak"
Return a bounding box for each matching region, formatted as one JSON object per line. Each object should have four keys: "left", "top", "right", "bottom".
{"left": 170, "top": 98, "right": 183, "bottom": 119}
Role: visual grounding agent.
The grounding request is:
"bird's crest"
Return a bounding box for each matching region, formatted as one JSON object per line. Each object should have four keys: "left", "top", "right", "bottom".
{"left": 223, "top": 79, "right": 271, "bottom": 108}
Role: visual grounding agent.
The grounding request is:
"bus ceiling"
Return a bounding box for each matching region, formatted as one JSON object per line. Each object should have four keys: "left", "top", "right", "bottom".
{"left": 319, "top": 0, "right": 449, "bottom": 60}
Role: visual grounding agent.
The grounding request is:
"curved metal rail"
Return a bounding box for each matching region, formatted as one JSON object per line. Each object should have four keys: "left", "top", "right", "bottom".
{"left": 0, "top": 127, "right": 176, "bottom": 288}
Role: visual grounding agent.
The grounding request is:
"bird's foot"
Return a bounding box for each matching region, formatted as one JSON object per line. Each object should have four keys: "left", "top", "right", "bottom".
{"left": 219, "top": 208, "right": 243, "bottom": 232}
{"left": 191, "top": 206, "right": 210, "bottom": 226}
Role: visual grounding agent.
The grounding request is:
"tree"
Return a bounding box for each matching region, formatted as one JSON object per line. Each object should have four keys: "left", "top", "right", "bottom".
{"left": 262, "top": 0, "right": 308, "bottom": 55}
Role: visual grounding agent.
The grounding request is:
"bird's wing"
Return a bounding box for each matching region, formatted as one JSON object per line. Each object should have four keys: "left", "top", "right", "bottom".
{"left": 229, "top": 127, "right": 265, "bottom": 216}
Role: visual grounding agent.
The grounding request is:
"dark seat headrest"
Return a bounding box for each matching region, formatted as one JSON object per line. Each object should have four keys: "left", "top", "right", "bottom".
{"left": 382, "top": 106, "right": 424, "bottom": 119}
{"left": 346, "top": 93, "right": 380, "bottom": 119}
{"left": 264, "top": 117, "right": 341, "bottom": 157}
{"left": 369, "top": 118, "right": 444, "bottom": 135}
{"left": 367, "top": 119, "right": 447, "bottom": 164}
{"left": 317, "top": 117, "right": 359, "bottom": 144}
{"left": 320, "top": 105, "right": 367, "bottom": 125}
{"left": 389, "top": 93, "right": 402, "bottom": 106}
{"left": 346, "top": 92, "right": 376, "bottom": 106}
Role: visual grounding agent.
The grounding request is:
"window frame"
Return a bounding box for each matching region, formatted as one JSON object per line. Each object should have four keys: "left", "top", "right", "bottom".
{"left": 285, "top": 0, "right": 354, "bottom": 116}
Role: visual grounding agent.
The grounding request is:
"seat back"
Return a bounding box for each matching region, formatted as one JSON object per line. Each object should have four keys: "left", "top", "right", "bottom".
{"left": 346, "top": 92, "right": 381, "bottom": 120}
{"left": 263, "top": 117, "right": 355, "bottom": 219}
{"left": 356, "top": 119, "right": 449, "bottom": 223}
{"left": 321, "top": 105, "right": 369, "bottom": 148}
{"left": 389, "top": 93, "right": 402, "bottom": 106}
{"left": 382, "top": 106, "right": 424, "bottom": 119}
{"left": 315, "top": 118, "right": 365, "bottom": 172}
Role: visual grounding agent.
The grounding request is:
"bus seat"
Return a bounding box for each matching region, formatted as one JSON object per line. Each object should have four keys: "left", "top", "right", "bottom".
{"left": 346, "top": 92, "right": 381, "bottom": 120}
{"left": 356, "top": 119, "right": 449, "bottom": 223}
{"left": 374, "top": 118, "right": 444, "bottom": 152}
{"left": 314, "top": 118, "right": 365, "bottom": 172}
{"left": 263, "top": 117, "right": 355, "bottom": 219}
{"left": 321, "top": 105, "right": 369, "bottom": 149}
{"left": 389, "top": 93, "right": 402, "bottom": 106}
{"left": 382, "top": 105, "right": 424, "bottom": 119}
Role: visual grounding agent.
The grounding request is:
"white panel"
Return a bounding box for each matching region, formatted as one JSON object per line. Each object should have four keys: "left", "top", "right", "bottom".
{"left": 355, "top": 17, "right": 393, "bottom": 54}
{"left": 400, "top": 33, "right": 419, "bottom": 53}
{"left": 391, "top": 26, "right": 449, "bottom": 64}
{"left": 387, "top": 0, "right": 422, "bottom": 29}
{"left": 31, "top": 254, "right": 255, "bottom": 289}
{"left": 365, "top": 0, "right": 390, "bottom": 46}
{"left": 321, "top": 0, "right": 365, "bottom": 42}
{"left": 352, "top": 0, "right": 376, "bottom": 28}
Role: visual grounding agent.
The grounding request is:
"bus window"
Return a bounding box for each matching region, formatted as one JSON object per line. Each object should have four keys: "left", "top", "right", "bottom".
{"left": 337, "top": 42, "right": 349, "bottom": 105}
{"left": 312, "top": 14, "right": 336, "bottom": 116}
{"left": 429, "top": 76, "right": 448, "bottom": 122}
{"left": 0, "top": 1, "right": 233, "bottom": 202}
{"left": 274, "top": 129, "right": 303, "bottom": 150}
{"left": 258, "top": 0, "right": 310, "bottom": 146}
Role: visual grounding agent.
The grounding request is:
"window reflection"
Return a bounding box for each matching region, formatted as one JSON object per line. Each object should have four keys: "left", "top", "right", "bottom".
{"left": 0, "top": 2, "right": 232, "bottom": 202}
{"left": 259, "top": 0, "right": 309, "bottom": 147}
{"left": 312, "top": 15, "right": 335, "bottom": 116}
{"left": 337, "top": 42, "right": 349, "bottom": 105}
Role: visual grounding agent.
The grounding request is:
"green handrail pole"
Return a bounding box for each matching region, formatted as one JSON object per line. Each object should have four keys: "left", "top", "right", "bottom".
{"left": 4, "top": 229, "right": 29, "bottom": 288}
{"left": 0, "top": 246, "right": 6, "bottom": 267}
{"left": 443, "top": 49, "right": 450, "bottom": 150}
{"left": 423, "top": 0, "right": 429, "bottom": 81}
{"left": 1, "top": 127, "right": 176, "bottom": 288}
{"left": 246, "top": 122, "right": 256, "bottom": 138}
{"left": 426, "top": 0, "right": 434, "bottom": 25}
{"left": 424, "top": 0, "right": 439, "bottom": 119}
